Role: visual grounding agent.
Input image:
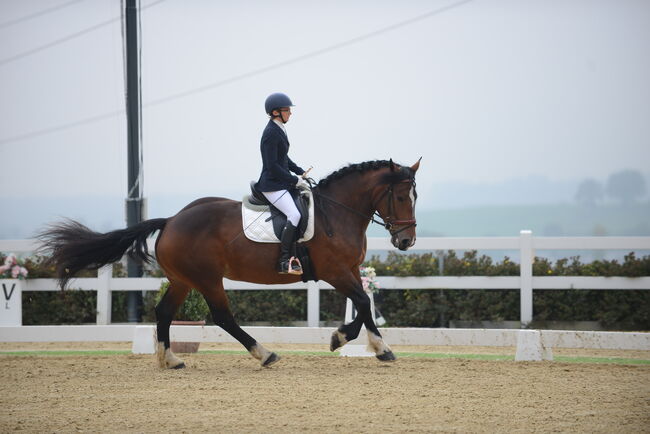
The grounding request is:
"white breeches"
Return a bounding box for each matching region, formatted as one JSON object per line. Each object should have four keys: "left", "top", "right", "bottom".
{"left": 262, "top": 190, "right": 301, "bottom": 226}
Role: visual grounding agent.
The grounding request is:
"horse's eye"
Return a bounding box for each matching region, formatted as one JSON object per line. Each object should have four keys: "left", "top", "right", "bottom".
{"left": 397, "top": 197, "right": 405, "bottom": 202}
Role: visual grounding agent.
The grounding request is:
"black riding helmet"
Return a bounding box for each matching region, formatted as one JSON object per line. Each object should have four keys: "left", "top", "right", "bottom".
{"left": 265, "top": 93, "right": 294, "bottom": 115}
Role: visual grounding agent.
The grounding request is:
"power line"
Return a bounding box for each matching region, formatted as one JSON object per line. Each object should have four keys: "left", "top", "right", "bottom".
{"left": 0, "top": 0, "right": 84, "bottom": 30}
{"left": 0, "top": 16, "right": 119, "bottom": 66}
{"left": 0, "top": 110, "right": 123, "bottom": 145}
{"left": 0, "top": 0, "right": 474, "bottom": 146}
{"left": 0, "top": 0, "right": 165, "bottom": 67}
{"left": 147, "top": 0, "right": 474, "bottom": 107}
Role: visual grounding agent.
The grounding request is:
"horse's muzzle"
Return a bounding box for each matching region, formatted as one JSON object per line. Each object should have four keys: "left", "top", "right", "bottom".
{"left": 393, "top": 237, "right": 413, "bottom": 251}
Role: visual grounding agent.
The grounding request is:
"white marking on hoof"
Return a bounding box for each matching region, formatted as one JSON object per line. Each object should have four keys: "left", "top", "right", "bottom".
{"left": 156, "top": 342, "right": 166, "bottom": 368}
{"left": 367, "top": 332, "right": 392, "bottom": 356}
{"left": 157, "top": 342, "right": 185, "bottom": 369}
{"left": 250, "top": 344, "right": 274, "bottom": 366}
{"left": 334, "top": 330, "right": 348, "bottom": 347}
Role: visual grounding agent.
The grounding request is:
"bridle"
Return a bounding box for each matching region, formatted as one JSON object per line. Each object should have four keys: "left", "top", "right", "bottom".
{"left": 312, "top": 178, "right": 417, "bottom": 237}
{"left": 372, "top": 178, "right": 418, "bottom": 236}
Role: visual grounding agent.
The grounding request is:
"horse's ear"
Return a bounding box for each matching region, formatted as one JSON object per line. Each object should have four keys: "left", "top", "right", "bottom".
{"left": 410, "top": 157, "right": 422, "bottom": 173}
{"left": 389, "top": 158, "right": 397, "bottom": 172}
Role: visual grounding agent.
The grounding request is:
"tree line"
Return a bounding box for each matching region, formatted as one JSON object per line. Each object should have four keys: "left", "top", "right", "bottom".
{"left": 576, "top": 169, "right": 647, "bottom": 206}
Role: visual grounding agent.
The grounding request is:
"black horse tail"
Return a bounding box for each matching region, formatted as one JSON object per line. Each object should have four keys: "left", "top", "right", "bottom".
{"left": 37, "top": 218, "right": 168, "bottom": 289}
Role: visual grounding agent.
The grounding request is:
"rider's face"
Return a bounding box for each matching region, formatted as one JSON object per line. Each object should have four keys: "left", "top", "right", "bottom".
{"left": 275, "top": 107, "right": 292, "bottom": 123}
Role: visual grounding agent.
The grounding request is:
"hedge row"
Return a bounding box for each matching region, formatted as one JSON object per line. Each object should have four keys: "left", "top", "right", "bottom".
{"left": 12, "top": 251, "right": 650, "bottom": 330}
{"left": 368, "top": 252, "right": 650, "bottom": 329}
{"left": 365, "top": 251, "right": 650, "bottom": 277}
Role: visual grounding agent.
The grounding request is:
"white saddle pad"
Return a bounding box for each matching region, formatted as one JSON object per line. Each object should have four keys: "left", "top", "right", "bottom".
{"left": 241, "top": 188, "right": 315, "bottom": 243}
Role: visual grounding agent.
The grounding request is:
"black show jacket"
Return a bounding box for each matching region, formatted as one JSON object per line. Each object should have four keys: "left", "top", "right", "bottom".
{"left": 255, "top": 120, "right": 305, "bottom": 192}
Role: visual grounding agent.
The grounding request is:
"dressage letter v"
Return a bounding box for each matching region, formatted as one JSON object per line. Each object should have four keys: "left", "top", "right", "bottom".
{"left": 2, "top": 283, "right": 16, "bottom": 301}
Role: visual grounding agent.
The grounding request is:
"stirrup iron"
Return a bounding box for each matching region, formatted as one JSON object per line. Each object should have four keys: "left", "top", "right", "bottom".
{"left": 288, "top": 256, "right": 302, "bottom": 275}
{"left": 280, "top": 256, "right": 302, "bottom": 275}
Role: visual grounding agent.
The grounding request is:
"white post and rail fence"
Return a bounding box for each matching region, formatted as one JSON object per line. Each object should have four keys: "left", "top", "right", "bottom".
{"left": 1, "top": 232, "right": 649, "bottom": 358}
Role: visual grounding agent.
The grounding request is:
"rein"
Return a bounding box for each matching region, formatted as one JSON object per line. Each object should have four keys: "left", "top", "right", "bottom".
{"left": 311, "top": 178, "right": 417, "bottom": 237}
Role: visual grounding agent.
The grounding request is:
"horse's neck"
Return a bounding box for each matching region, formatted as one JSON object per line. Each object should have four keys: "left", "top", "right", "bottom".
{"left": 319, "top": 175, "right": 378, "bottom": 234}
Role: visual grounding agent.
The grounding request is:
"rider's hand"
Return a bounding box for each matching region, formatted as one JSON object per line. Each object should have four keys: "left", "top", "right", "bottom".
{"left": 296, "top": 177, "right": 310, "bottom": 189}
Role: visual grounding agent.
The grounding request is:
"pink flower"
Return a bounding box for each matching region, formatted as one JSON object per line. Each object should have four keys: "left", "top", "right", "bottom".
{"left": 2, "top": 254, "right": 27, "bottom": 278}
{"left": 4, "top": 255, "right": 16, "bottom": 267}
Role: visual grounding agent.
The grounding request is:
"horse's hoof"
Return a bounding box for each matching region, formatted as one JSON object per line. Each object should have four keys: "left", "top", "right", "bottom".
{"left": 330, "top": 331, "right": 346, "bottom": 352}
{"left": 171, "top": 362, "right": 186, "bottom": 369}
{"left": 376, "top": 351, "right": 397, "bottom": 362}
{"left": 262, "top": 352, "right": 281, "bottom": 367}
{"left": 330, "top": 330, "right": 348, "bottom": 352}
{"left": 330, "top": 334, "right": 340, "bottom": 352}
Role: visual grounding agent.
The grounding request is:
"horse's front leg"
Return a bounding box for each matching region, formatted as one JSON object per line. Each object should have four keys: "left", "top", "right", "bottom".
{"left": 330, "top": 308, "right": 364, "bottom": 352}
{"left": 328, "top": 276, "right": 396, "bottom": 362}
{"left": 362, "top": 300, "right": 396, "bottom": 361}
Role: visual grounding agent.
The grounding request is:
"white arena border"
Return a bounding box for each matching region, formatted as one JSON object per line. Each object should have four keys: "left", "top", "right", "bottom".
{"left": 1, "top": 325, "right": 648, "bottom": 351}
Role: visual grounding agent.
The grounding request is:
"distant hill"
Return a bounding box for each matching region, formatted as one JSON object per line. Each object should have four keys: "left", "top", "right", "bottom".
{"left": 367, "top": 202, "right": 650, "bottom": 237}
{"left": 2, "top": 195, "right": 649, "bottom": 241}
{"left": 421, "top": 175, "right": 580, "bottom": 208}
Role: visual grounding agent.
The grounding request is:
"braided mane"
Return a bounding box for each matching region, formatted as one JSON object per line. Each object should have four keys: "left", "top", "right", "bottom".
{"left": 316, "top": 160, "right": 413, "bottom": 188}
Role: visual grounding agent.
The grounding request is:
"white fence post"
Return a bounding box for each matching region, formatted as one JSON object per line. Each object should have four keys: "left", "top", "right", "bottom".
{"left": 307, "top": 281, "right": 320, "bottom": 327}
{"left": 96, "top": 265, "right": 112, "bottom": 325}
{"left": 519, "top": 230, "right": 533, "bottom": 327}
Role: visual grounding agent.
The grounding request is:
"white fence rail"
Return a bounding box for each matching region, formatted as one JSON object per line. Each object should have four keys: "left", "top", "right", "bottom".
{"left": 2, "top": 325, "right": 649, "bottom": 352}
{"left": 2, "top": 232, "right": 650, "bottom": 327}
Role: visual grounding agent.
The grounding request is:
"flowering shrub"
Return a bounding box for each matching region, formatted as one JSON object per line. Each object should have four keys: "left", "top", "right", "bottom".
{"left": 360, "top": 266, "right": 380, "bottom": 294}
{"left": 0, "top": 253, "right": 28, "bottom": 280}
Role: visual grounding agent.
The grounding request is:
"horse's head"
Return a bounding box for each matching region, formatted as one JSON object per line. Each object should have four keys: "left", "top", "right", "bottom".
{"left": 374, "top": 158, "right": 421, "bottom": 251}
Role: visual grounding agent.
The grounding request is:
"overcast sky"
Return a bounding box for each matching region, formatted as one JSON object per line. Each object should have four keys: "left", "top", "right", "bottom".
{"left": 1, "top": 0, "right": 649, "bottom": 207}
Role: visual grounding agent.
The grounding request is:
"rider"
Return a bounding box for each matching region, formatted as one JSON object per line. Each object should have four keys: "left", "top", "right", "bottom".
{"left": 255, "top": 92, "right": 309, "bottom": 275}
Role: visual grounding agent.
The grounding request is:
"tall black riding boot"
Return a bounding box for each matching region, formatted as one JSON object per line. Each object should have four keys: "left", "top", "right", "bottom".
{"left": 278, "top": 222, "right": 302, "bottom": 275}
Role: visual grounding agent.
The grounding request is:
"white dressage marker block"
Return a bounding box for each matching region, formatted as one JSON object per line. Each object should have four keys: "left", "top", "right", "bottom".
{"left": 131, "top": 325, "right": 156, "bottom": 354}
{"left": 1, "top": 280, "right": 22, "bottom": 326}
{"left": 339, "top": 344, "right": 375, "bottom": 357}
{"left": 515, "top": 330, "right": 553, "bottom": 361}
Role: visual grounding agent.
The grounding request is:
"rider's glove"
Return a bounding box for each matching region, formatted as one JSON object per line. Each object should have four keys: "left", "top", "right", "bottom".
{"left": 296, "top": 177, "right": 310, "bottom": 190}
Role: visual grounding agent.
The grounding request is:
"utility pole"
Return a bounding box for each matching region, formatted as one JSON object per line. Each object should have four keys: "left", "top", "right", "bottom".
{"left": 125, "top": 0, "right": 144, "bottom": 322}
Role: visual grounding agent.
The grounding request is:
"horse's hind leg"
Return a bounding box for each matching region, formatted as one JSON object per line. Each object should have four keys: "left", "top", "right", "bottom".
{"left": 155, "top": 280, "right": 190, "bottom": 369}
{"left": 201, "top": 280, "right": 280, "bottom": 367}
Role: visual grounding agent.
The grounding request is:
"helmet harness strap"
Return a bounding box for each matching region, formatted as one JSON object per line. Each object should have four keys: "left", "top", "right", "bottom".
{"left": 271, "top": 108, "right": 287, "bottom": 124}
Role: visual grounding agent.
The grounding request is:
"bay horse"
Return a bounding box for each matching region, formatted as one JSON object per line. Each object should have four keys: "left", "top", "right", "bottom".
{"left": 38, "top": 159, "right": 420, "bottom": 368}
